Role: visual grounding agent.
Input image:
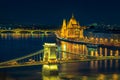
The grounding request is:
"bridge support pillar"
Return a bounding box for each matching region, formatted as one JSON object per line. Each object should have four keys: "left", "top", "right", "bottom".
{"left": 43, "top": 43, "right": 57, "bottom": 63}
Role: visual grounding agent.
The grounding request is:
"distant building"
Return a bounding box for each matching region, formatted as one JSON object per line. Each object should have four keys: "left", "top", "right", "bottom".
{"left": 60, "top": 15, "right": 84, "bottom": 40}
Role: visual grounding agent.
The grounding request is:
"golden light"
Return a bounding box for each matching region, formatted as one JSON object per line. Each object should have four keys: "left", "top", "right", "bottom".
{"left": 112, "top": 74, "right": 118, "bottom": 80}
{"left": 97, "top": 74, "right": 105, "bottom": 80}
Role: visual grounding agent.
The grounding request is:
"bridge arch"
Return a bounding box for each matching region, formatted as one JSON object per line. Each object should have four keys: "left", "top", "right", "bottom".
{"left": 1, "top": 31, "right": 15, "bottom": 33}
{"left": 19, "top": 30, "right": 31, "bottom": 33}
{"left": 32, "top": 31, "right": 45, "bottom": 34}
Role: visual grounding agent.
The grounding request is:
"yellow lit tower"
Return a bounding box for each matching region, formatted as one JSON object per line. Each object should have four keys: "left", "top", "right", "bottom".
{"left": 67, "top": 14, "right": 84, "bottom": 40}
{"left": 67, "top": 14, "right": 80, "bottom": 39}
{"left": 61, "top": 19, "right": 67, "bottom": 38}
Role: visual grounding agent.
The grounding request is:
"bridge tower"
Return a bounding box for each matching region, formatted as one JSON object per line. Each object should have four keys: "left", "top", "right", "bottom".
{"left": 43, "top": 43, "right": 57, "bottom": 62}
{"left": 42, "top": 43, "right": 58, "bottom": 76}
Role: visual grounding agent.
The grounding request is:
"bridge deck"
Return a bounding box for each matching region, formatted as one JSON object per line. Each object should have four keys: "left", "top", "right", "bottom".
{"left": 0, "top": 56, "right": 120, "bottom": 69}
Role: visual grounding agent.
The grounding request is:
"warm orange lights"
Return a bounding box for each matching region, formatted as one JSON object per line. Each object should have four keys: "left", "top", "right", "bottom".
{"left": 60, "top": 15, "right": 84, "bottom": 40}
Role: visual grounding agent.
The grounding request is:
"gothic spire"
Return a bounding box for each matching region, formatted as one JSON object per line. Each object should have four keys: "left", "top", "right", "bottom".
{"left": 72, "top": 13, "right": 74, "bottom": 18}
{"left": 62, "top": 19, "right": 66, "bottom": 29}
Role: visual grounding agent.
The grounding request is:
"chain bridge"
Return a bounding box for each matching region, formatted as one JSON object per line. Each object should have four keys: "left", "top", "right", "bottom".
{"left": 0, "top": 43, "right": 85, "bottom": 69}
{"left": 0, "top": 43, "right": 120, "bottom": 69}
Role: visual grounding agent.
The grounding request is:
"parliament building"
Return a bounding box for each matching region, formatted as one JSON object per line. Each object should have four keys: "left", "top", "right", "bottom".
{"left": 60, "top": 15, "right": 84, "bottom": 40}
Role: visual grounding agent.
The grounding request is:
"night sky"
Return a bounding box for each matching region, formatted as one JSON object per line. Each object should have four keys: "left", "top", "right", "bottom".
{"left": 0, "top": 0, "right": 120, "bottom": 25}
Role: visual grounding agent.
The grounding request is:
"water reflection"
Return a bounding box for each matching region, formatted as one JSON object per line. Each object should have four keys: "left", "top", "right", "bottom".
{"left": 112, "top": 74, "right": 119, "bottom": 80}
{"left": 59, "top": 40, "right": 120, "bottom": 59}
{"left": 97, "top": 74, "right": 105, "bottom": 80}
{"left": 82, "top": 76, "right": 88, "bottom": 80}
{"left": 0, "top": 34, "right": 120, "bottom": 80}
{"left": 115, "top": 60, "right": 118, "bottom": 68}
{"left": 59, "top": 60, "right": 120, "bottom": 80}
{"left": 42, "top": 64, "right": 60, "bottom": 80}
{"left": 0, "top": 33, "right": 46, "bottom": 39}
{"left": 105, "top": 60, "right": 107, "bottom": 69}
{"left": 60, "top": 41, "right": 88, "bottom": 60}
{"left": 0, "top": 60, "right": 120, "bottom": 80}
{"left": 90, "top": 60, "right": 119, "bottom": 71}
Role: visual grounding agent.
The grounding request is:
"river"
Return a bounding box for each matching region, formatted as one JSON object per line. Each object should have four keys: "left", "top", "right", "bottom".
{"left": 0, "top": 33, "right": 120, "bottom": 80}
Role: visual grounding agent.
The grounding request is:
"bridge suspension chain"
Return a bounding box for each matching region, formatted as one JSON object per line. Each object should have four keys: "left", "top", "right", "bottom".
{"left": 0, "top": 49, "right": 44, "bottom": 65}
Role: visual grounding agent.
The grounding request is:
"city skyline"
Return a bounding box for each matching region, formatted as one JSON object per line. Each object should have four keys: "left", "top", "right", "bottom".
{"left": 0, "top": 0, "right": 120, "bottom": 25}
{"left": 0, "top": 1, "right": 120, "bottom": 79}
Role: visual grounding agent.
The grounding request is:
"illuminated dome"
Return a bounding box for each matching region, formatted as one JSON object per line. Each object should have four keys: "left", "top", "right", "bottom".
{"left": 69, "top": 14, "right": 78, "bottom": 24}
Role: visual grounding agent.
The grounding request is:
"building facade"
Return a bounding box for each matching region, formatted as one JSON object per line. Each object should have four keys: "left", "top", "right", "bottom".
{"left": 61, "top": 15, "right": 84, "bottom": 40}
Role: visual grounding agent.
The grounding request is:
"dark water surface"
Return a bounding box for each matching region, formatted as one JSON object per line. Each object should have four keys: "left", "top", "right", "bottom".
{"left": 0, "top": 33, "right": 120, "bottom": 80}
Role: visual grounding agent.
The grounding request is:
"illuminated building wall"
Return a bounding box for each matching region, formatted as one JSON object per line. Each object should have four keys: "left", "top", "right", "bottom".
{"left": 84, "top": 32, "right": 120, "bottom": 46}
{"left": 60, "top": 41, "right": 120, "bottom": 59}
